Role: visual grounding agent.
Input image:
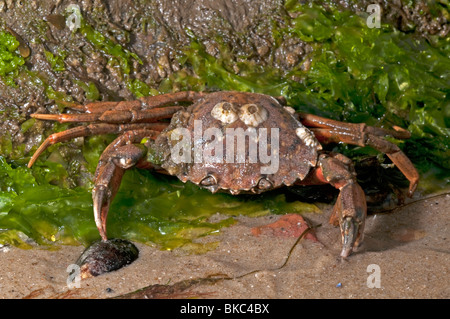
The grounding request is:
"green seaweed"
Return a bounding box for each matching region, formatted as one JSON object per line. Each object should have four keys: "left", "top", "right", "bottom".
{"left": 281, "top": 3, "right": 449, "bottom": 180}
{"left": 126, "top": 78, "right": 153, "bottom": 98}
{"left": 171, "top": 38, "right": 286, "bottom": 96}
{"left": 44, "top": 49, "right": 67, "bottom": 72}
{"left": 76, "top": 14, "right": 142, "bottom": 77}
{"left": 73, "top": 80, "right": 100, "bottom": 101}
{"left": 0, "top": 156, "right": 319, "bottom": 249}
{"left": 0, "top": 30, "right": 25, "bottom": 86}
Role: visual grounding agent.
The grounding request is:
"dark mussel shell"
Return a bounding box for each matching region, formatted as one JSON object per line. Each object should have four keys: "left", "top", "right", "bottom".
{"left": 76, "top": 238, "right": 139, "bottom": 278}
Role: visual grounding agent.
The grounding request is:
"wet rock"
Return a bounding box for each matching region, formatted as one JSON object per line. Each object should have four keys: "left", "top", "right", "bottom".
{"left": 76, "top": 238, "right": 139, "bottom": 279}
{"left": 324, "top": 0, "right": 449, "bottom": 38}
{"left": 44, "top": 14, "right": 66, "bottom": 30}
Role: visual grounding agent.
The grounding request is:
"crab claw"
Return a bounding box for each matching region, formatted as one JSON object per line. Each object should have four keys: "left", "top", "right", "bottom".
{"left": 91, "top": 143, "right": 146, "bottom": 241}
{"left": 336, "top": 184, "right": 366, "bottom": 258}
{"left": 93, "top": 184, "right": 112, "bottom": 241}
{"left": 340, "top": 216, "right": 364, "bottom": 258}
{"left": 91, "top": 160, "right": 126, "bottom": 242}
{"left": 318, "top": 154, "right": 368, "bottom": 258}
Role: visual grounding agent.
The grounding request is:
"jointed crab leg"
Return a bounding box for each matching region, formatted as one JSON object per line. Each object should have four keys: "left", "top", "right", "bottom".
{"left": 30, "top": 90, "right": 208, "bottom": 124}
{"left": 60, "top": 91, "right": 207, "bottom": 113}
{"left": 60, "top": 100, "right": 121, "bottom": 113}
{"left": 27, "top": 123, "right": 168, "bottom": 168}
{"left": 298, "top": 113, "right": 419, "bottom": 196}
{"left": 298, "top": 113, "right": 411, "bottom": 139}
{"left": 299, "top": 153, "right": 366, "bottom": 258}
{"left": 139, "top": 91, "right": 206, "bottom": 108}
{"left": 93, "top": 129, "right": 159, "bottom": 240}
{"left": 31, "top": 106, "right": 183, "bottom": 124}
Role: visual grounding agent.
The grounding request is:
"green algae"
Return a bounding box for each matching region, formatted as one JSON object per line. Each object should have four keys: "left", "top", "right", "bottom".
{"left": 78, "top": 21, "right": 142, "bottom": 76}
{"left": 0, "top": 30, "right": 25, "bottom": 86}
{"left": 0, "top": 156, "right": 319, "bottom": 249}
{"left": 73, "top": 80, "right": 100, "bottom": 101}
{"left": 281, "top": 3, "right": 449, "bottom": 181}
{"left": 44, "top": 49, "right": 67, "bottom": 73}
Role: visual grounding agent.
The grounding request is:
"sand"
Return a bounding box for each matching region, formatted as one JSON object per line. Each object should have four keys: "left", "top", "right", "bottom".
{"left": 0, "top": 191, "right": 448, "bottom": 299}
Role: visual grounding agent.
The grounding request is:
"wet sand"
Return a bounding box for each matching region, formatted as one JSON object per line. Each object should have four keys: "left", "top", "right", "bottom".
{"left": 0, "top": 191, "right": 448, "bottom": 299}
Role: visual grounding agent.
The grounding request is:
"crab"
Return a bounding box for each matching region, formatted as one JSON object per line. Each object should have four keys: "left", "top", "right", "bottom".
{"left": 28, "top": 91, "right": 419, "bottom": 258}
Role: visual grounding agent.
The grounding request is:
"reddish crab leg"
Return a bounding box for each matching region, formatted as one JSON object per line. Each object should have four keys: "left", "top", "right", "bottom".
{"left": 58, "top": 100, "right": 121, "bottom": 113}
{"left": 298, "top": 153, "right": 366, "bottom": 258}
{"left": 298, "top": 113, "right": 411, "bottom": 139}
{"left": 97, "top": 106, "right": 182, "bottom": 123}
{"left": 92, "top": 129, "right": 159, "bottom": 240}
{"left": 138, "top": 91, "right": 206, "bottom": 108}
{"left": 367, "top": 135, "right": 419, "bottom": 196}
{"left": 27, "top": 123, "right": 168, "bottom": 168}
{"left": 59, "top": 91, "right": 207, "bottom": 113}
{"left": 298, "top": 113, "right": 419, "bottom": 196}
{"left": 31, "top": 112, "right": 101, "bottom": 123}
{"left": 30, "top": 90, "right": 208, "bottom": 124}
{"left": 31, "top": 106, "right": 182, "bottom": 124}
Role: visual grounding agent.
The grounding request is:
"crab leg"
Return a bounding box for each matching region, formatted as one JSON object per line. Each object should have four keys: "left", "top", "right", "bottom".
{"left": 93, "top": 129, "right": 159, "bottom": 240}
{"left": 27, "top": 123, "right": 168, "bottom": 168}
{"left": 299, "top": 153, "right": 366, "bottom": 258}
{"left": 30, "top": 90, "right": 208, "bottom": 124}
{"left": 138, "top": 91, "right": 206, "bottom": 108}
{"left": 298, "top": 113, "right": 411, "bottom": 139}
{"left": 298, "top": 113, "right": 419, "bottom": 196}
{"left": 58, "top": 100, "right": 121, "bottom": 113}
{"left": 59, "top": 91, "right": 206, "bottom": 113}
{"left": 31, "top": 106, "right": 182, "bottom": 124}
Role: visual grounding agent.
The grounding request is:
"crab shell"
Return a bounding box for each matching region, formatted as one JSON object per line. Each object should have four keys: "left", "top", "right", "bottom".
{"left": 153, "top": 91, "right": 321, "bottom": 195}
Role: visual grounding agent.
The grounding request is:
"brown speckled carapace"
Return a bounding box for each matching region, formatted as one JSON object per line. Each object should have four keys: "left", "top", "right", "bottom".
{"left": 153, "top": 91, "right": 320, "bottom": 195}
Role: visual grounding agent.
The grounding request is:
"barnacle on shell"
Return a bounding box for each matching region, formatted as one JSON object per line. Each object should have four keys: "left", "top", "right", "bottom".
{"left": 211, "top": 102, "right": 239, "bottom": 124}
{"left": 238, "top": 103, "right": 268, "bottom": 127}
{"left": 283, "top": 106, "right": 296, "bottom": 115}
{"left": 296, "top": 126, "right": 322, "bottom": 150}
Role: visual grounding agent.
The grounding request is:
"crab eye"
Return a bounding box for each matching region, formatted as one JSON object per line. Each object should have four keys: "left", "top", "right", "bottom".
{"left": 257, "top": 177, "right": 273, "bottom": 191}
{"left": 239, "top": 104, "right": 268, "bottom": 127}
{"left": 200, "top": 175, "right": 217, "bottom": 186}
{"left": 211, "top": 102, "right": 238, "bottom": 124}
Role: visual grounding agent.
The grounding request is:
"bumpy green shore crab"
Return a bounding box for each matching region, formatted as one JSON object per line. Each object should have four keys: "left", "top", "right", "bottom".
{"left": 28, "top": 91, "right": 419, "bottom": 259}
